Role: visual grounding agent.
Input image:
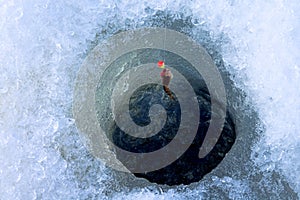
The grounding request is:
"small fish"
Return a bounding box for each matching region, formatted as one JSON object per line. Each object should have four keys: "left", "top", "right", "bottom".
{"left": 163, "top": 85, "right": 174, "bottom": 100}
{"left": 160, "top": 68, "right": 174, "bottom": 100}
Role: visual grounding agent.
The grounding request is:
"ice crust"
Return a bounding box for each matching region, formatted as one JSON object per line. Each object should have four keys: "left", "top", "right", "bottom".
{"left": 0, "top": 0, "right": 299, "bottom": 199}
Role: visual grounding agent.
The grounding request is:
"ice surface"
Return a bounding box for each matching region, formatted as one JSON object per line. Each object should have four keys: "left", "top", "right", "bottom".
{"left": 0, "top": 0, "right": 299, "bottom": 199}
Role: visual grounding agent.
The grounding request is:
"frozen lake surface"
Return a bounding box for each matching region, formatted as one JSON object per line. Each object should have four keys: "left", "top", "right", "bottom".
{"left": 0, "top": 0, "right": 299, "bottom": 199}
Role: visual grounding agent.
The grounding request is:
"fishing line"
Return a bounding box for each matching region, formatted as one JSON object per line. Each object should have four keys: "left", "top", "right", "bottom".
{"left": 163, "top": 21, "right": 167, "bottom": 61}
{"left": 163, "top": 4, "right": 168, "bottom": 62}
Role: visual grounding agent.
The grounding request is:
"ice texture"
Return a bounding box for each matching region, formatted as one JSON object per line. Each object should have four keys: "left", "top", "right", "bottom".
{"left": 0, "top": 0, "right": 299, "bottom": 199}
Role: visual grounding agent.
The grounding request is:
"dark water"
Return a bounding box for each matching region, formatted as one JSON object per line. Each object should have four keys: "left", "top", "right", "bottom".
{"left": 95, "top": 43, "right": 235, "bottom": 185}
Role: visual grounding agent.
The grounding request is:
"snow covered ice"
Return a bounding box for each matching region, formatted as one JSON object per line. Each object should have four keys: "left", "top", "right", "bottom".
{"left": 0, "top": 0, "right": 300, "bottom": 199}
